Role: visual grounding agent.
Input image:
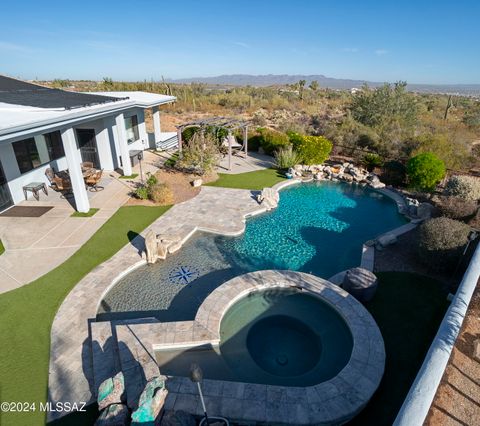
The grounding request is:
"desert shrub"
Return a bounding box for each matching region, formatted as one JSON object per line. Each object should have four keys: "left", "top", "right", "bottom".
{"left": 418, "top": 217, "right": 471, "bottom": 270}
{"left": 274, "top": 146, "right": 303, "bottom": 170}
{"left": 134, "top": 185, "right": 149, "bottom": 200}
{"left": 288, "top": 132, "right": 333, "bottom": 165}
{"left": 444, "top": 175, "right": 480, "bottom": 201}
{"left": 435, "top": 196, "right": 478, "bottom": 221}
{"left": 363, "top": 153, "right": 383, "bottom": 171}
{"left": 134, "top": 172, "right": 157, "bottom": 200}
{"left": 149, "top": 183, "right": 174, "bottom": 205}
{"left": 176, "top": 132, "right": 220, "bottom": 175}
{"left": 257, "top": 128, "right": 290, "bottom": 155}
{"left": 382, "top": 160, "right": 406, "bottom": 186}
{"left": 406, "top": 152, "right": 446, "bottom": 192}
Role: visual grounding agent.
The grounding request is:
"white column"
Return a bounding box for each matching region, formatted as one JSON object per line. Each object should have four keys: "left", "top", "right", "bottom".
{"left": 61, "top": 128, "right": 90, "bottom": 213}
{"left": 34, "top": 135, "right": 50, "bottom": 164}
{"left": 153, "top": 106, "right": 161, "bottom": 143}
{"left": 137, "top": 109, "right": 148, "bottom": 149}
{"left": 115, "top": 113, "right": 132, "bottom": 176}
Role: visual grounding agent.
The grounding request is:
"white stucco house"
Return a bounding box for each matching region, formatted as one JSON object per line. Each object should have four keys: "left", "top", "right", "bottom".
{"left": 0, "top": 75, "right": 176, "bottom": 213}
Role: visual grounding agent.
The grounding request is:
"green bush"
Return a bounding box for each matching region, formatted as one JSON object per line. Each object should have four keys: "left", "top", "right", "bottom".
{"left": 363, "top": 153, "right": 384, "bottom": 171}
{"left": 257, "top": 128, "right": 290, "bottom": 155}
{"left": 418, "top": 217, "right": 471, "bottom": 270}
{"left": 149, "top": 183, "right": 174, "bottom": 205}
{"left": 406, "top": 152, "right": 446, "bottom": 192}
{"left": 444, "top": 175, "right": 480, "bottom": 201}
{"left": 435, "top": 196, "right": 478, "bottom": 221}
{"left": 274, "top": 146, "right": 303, "bottom": 170}
{"left": 288, "top": 132, "right": 333, "bottom": 165}
{"left": 135, "top": 185, "right": 149, "bottom": 200}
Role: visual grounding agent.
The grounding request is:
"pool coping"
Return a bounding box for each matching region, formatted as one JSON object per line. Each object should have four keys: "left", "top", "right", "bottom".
{"left": 121, "top": 270, "right": 385, "bottom": 425}
{"left": 48, "top": 178, "right": 409, "bottom": 421}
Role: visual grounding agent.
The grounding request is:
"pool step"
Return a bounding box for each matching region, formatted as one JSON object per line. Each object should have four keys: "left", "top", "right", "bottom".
{"left": 115, "top": 318, "right": 162, "bottom": 410}
{"left": 90, "top": 320, "right": 122, "bottom": 397}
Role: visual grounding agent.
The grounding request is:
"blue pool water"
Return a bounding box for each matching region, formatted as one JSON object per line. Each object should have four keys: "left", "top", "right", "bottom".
{"left": 98, "top": 181, "right": 406, "bottom": 322}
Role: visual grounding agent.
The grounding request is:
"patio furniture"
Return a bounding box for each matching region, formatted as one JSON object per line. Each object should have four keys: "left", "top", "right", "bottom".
{"left": 52, "top": 176, "right": 73, "bottom": 198}
{"left": 82, "top": 168, "right": 96, "bottom": 178}
{"left": 22, "top": 182, "right": 48, "bottom": 201}
{"left": 81, "top": 161, "right": 94, "bottom": 172}
{"left": 85, "top": 169, "right": 104, "bottom": 191}
{"left": 45, "top": 167, "right": 57, "bottom": 188}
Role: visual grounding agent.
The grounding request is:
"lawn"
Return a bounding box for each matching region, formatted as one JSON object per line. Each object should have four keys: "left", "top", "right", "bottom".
{"left": 349, "top": 271, "right": 449, "bottom": 426}
{"left": 0, "top": 239, "right": 4, "bottom": 255}
{"left": 0, "top": 205, "right": 171, "bottom": 426}
{"left": 206, "top": 168, "right": 286, "bottom": 190}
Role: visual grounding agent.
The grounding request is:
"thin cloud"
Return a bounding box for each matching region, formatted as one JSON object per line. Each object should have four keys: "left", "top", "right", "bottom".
{"left": 233, "top": 41, "right": 249, "bottom": 48}
{"left": 375, "top": 49, "right": 388, "bottom": 56}
{"left": 342, "top": 47, "right": 359, "bottom": 53}
{"left": 0, "top": 41, "right": 33, "bottom": 53}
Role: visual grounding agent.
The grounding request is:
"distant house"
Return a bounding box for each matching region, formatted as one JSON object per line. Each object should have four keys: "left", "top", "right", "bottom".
{"left": 0, "top": 75, "right": 176, "bottom": 212}
{"left": 350, "top": 87, "right": 361, "bottom": 94}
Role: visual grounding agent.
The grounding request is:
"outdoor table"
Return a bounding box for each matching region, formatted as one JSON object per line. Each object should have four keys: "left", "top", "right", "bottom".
{"left": 23, "top": 182, "right": 48, "bottom": 201}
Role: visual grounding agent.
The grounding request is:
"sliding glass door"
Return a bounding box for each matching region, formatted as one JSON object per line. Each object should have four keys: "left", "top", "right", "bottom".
{"left": 0, "top": 159, "right": 13, "bottom": 212}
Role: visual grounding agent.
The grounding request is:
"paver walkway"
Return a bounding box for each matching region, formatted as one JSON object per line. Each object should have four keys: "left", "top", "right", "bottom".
{"left": 47, "top": 185, "right": 265, "bottom": 421}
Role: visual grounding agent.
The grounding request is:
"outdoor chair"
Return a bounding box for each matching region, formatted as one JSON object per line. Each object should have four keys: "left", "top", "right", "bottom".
{"left": 45, "top": 167, "right": 57, "bottom": 188}
{"left": 81, "top": 161, "right": 94, "bottom": 172}
{"left": 52, "top": 176, "right": 73, "bottom": 198}
{"left": 85, "top": 169, "right": 104, "bottom": 191}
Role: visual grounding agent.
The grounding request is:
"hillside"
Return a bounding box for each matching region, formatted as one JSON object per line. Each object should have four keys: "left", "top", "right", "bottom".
{"left": 170, "top": 74, "right": 480, "bottom": 96}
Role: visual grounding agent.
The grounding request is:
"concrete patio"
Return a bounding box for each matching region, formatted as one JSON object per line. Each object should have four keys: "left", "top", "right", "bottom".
{"left": 0, "top": 151, "right": 163, "bottom": 293}
{"left": 217, "top": 151, "right": 274, "bottom": 174}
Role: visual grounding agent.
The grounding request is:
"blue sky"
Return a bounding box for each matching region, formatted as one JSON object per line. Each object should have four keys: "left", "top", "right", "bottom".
{"left": 0, "top": 0, "right": 479, "bottom": 84}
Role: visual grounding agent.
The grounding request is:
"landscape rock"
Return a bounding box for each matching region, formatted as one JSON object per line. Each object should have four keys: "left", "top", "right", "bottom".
{"left": 342, "top": 267, "right": 379, "bottom": 302}
{"left": 132, "top": 376, "right": 168, "bottom": 425}
{"left": 97, "top": 372, "right": 126, "bottom": 411}
{"left": 417, "top": 202, "right": 435, "bottom": 220}
{"left": 191, "top": 179, "right": 202, "bottom": 187}
{"left": 145, "top": 230, "right": 159, "bottom": 264}
{"left": 257, "top": 187, "right": 280, "bottom": 210}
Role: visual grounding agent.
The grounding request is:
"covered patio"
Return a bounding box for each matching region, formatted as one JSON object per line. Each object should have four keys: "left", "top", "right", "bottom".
{"left": 0, "top": 151, "right": 162, "bottom": 292}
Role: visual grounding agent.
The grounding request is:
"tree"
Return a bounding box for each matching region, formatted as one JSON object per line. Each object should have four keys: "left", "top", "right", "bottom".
{"left": 350, "top": 82, "right": 418, "bottom": 149}
{"left": 309, "top": 80, "right": 319, "bottom": 91}
{"left": 298, "top": 80, "right": 306, "bottom": 100}
{"left": 406, "top": 152, "right": 446, "bottom": 192}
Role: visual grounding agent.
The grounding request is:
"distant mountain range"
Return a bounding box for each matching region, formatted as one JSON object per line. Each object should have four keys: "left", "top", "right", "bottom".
{"left": 170, "top": 74, "right": 480, "bottom": 96}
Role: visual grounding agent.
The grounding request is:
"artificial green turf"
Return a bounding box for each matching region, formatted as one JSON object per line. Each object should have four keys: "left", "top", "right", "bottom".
{"left": 348, "top": 271, "right": 449, "bottom": 426}
{"left": 206, "top": 168, "right": 286, "bottom": 190}
{"left": 0, "top": 239, "right": 4, "bottom": 255}
{"left": 119, "top": 173, "right": 138, "bottom": 179}
{"left": 0, "top": 205, "right": 171, "bottom": 426}
{"left": 70, "top": 208, "right": 99, "bottom": 218}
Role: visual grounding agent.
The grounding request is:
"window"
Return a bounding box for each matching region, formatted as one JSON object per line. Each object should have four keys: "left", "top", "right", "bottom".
{"left": 44, "top": 131, "right": 65, "bottom": 160}
{"left": 125, "top": 115, "right": 140, "bottom": 144}
{"left": 13, "top": 138, "right": 41, "bottom": 174}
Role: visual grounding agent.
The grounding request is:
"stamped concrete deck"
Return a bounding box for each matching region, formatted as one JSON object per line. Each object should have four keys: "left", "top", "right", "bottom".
{"left": 47, "top": 185, "right": 266, "bottom": 421}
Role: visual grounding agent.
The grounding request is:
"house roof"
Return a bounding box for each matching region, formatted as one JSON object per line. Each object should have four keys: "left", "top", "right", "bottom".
{"left": 0, "top": 77, "right": 176, "bottom": 141}
{"left": 0, "top": 75, "right": 125, "bottom": 109}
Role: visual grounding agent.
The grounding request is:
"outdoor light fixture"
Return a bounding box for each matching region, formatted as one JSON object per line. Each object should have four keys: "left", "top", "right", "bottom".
{"left": 189, "top": 363, "right": 229, "bottom": 426}
{"left": 137, "top": 151, "right": 144, "bottom": 183}
{"left": 190, "top": 363, "right": 209, "bottom": 425}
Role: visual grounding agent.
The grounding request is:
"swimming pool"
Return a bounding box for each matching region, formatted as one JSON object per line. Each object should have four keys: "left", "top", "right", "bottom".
{"left": 98, "top": 181, "right": 406, "bottom": 322}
